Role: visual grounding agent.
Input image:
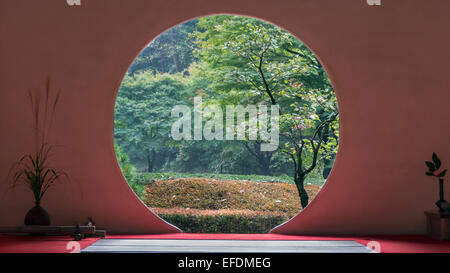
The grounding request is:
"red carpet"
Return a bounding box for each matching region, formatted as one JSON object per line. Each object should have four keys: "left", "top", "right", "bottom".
{"left": 106, "top": 233, "right": 450, "bottom": 253}
{"left": 0, "top": 235, "right": 100, "bottom": 253}
{"left": 1, "top": 233, "right": 449, "bottom": 253}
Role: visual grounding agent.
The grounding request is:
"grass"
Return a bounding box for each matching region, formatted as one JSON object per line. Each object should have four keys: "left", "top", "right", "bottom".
{"left": 138, "top": 172, "right": 326, "bottom": 185}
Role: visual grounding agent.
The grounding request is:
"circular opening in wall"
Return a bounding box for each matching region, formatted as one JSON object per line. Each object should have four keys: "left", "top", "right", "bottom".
{"left": 114, "top": 15, "right": 339, "bottom": 233}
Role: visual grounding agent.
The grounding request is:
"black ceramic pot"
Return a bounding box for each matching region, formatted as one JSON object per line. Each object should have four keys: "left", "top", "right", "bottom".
{"left": 435, "top": 179, "right": 449, "bottom": 212}
{"left": 24, "top": 201, "right": 51, "bottom": 226}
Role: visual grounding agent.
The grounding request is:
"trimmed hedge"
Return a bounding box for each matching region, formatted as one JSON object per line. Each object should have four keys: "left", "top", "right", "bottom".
{"left": 158, "top": 213, "right": 288, "bottom": 233}
{"left": 144, "top": 178, "right": 322, "bottom": 217}
{"left": 144, "top": 178, "right": 322, "bottom": 233}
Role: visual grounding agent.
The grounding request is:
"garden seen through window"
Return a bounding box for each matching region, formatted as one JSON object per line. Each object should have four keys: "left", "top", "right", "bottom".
{"left": 114, "top": 15, "right": 339, "bottom": 233}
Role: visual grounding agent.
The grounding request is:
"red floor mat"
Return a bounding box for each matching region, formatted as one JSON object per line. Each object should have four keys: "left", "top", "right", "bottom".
{"left": 105, "top": 233, "right": 450, "bottom": 253}
{"left": 0, "top": 234, "right": 100, "bottom": 253}
{"left": 1, "top": 233, "right": 449, "bottom": 253}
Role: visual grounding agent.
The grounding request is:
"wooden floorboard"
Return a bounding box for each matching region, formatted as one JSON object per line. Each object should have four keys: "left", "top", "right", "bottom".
{"left": 82, "top": 239, "right": 373, "bottom": 253}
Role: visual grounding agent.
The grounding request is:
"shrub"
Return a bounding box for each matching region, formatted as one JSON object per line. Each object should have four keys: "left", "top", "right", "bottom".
{"left": 144, "top": 178, "right": 322, "bottom": 233}
{"left": 115, "top": 143, "right": 146, "bottom": 199}
{"left": 155, "top": 209, "right": 288, "bottom": 233}
{"left": 144, "top": 178, "right": 321, "bottom": 217}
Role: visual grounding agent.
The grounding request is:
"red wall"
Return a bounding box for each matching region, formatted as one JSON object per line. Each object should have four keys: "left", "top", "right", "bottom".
{"left": 0, "top": 0, "right": 449, "bottom": 234}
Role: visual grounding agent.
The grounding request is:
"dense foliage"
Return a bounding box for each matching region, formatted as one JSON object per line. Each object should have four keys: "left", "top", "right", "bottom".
{"left": 156, "top": 213, "right": 286, "bottom": 234}
{"left": 114, "top": 15, "right": 339, "bottom": 208}
{"left": 114, "top": 143, "right": 145, "bottom": 199}
{"left": 128, "top": 19, "right": 198, "bottom": 75}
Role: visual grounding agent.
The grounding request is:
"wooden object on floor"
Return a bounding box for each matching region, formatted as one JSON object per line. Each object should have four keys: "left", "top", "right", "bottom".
{"left": 0, "top": 225, "right": 106, "bottom": 241}
{"left": 424, "top": 210, "right": 450, "bottom": 241}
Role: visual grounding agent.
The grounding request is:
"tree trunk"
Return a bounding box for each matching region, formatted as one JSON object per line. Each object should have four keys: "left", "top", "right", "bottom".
{"left": 260, "top": 158, "right": 271, "bottom": 176}
{"left": 321, "top": 121, "right": 331, "bottom": 179}
{"left": 147, "top": 150, "right": 156, "bottom": 172}
{"left": 243, "top": 142, "right": 273, "bottom": 176}
{"left": 323, "top": 158, "right": 332, "bottom": 179}
{"left": 295, "top": 174, "right": 309, "bottom": 209}
{"left": 147, "top": 155, "right": 153, "bottom": 172}
{"left": 170, "top": 29, "right": 180, "bottom": 73}
{"left": 261, "top": 167, "right": 271, "bottom": 176}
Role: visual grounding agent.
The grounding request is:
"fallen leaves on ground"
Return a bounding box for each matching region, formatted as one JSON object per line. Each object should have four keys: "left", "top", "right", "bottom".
{"left": 144, "top": 178, "right": 322, "bottom": 219}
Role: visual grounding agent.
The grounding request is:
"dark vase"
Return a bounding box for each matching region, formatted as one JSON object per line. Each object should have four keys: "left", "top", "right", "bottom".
{"left": 435, "top": 178, "right": 448, "bottom": 212}
{"left": 24, "top": 201, "right": 51, "bottom": 226}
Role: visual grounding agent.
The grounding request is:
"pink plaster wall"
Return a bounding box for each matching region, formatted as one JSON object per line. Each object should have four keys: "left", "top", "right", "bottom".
{"left": 0, "top": 0, "right": 449, "bottom": 234}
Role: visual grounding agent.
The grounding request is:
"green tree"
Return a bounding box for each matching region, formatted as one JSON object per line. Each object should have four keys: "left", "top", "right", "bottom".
{"left": 192, "top": 15, "right": 339, "bottom": 208}
{"left": 129, "top": 20, "right": 198, "bottom": 75}
{"left": 114, "top": 143, "right": 145, "bottom": 198}
{"left": 114, "top": 71, "right": 190, "bottom": 172}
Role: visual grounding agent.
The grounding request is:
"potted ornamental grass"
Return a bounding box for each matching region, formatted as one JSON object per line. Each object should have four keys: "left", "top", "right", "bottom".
{"left": 9, "top": 76, "right": 68, "bottom": 225}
